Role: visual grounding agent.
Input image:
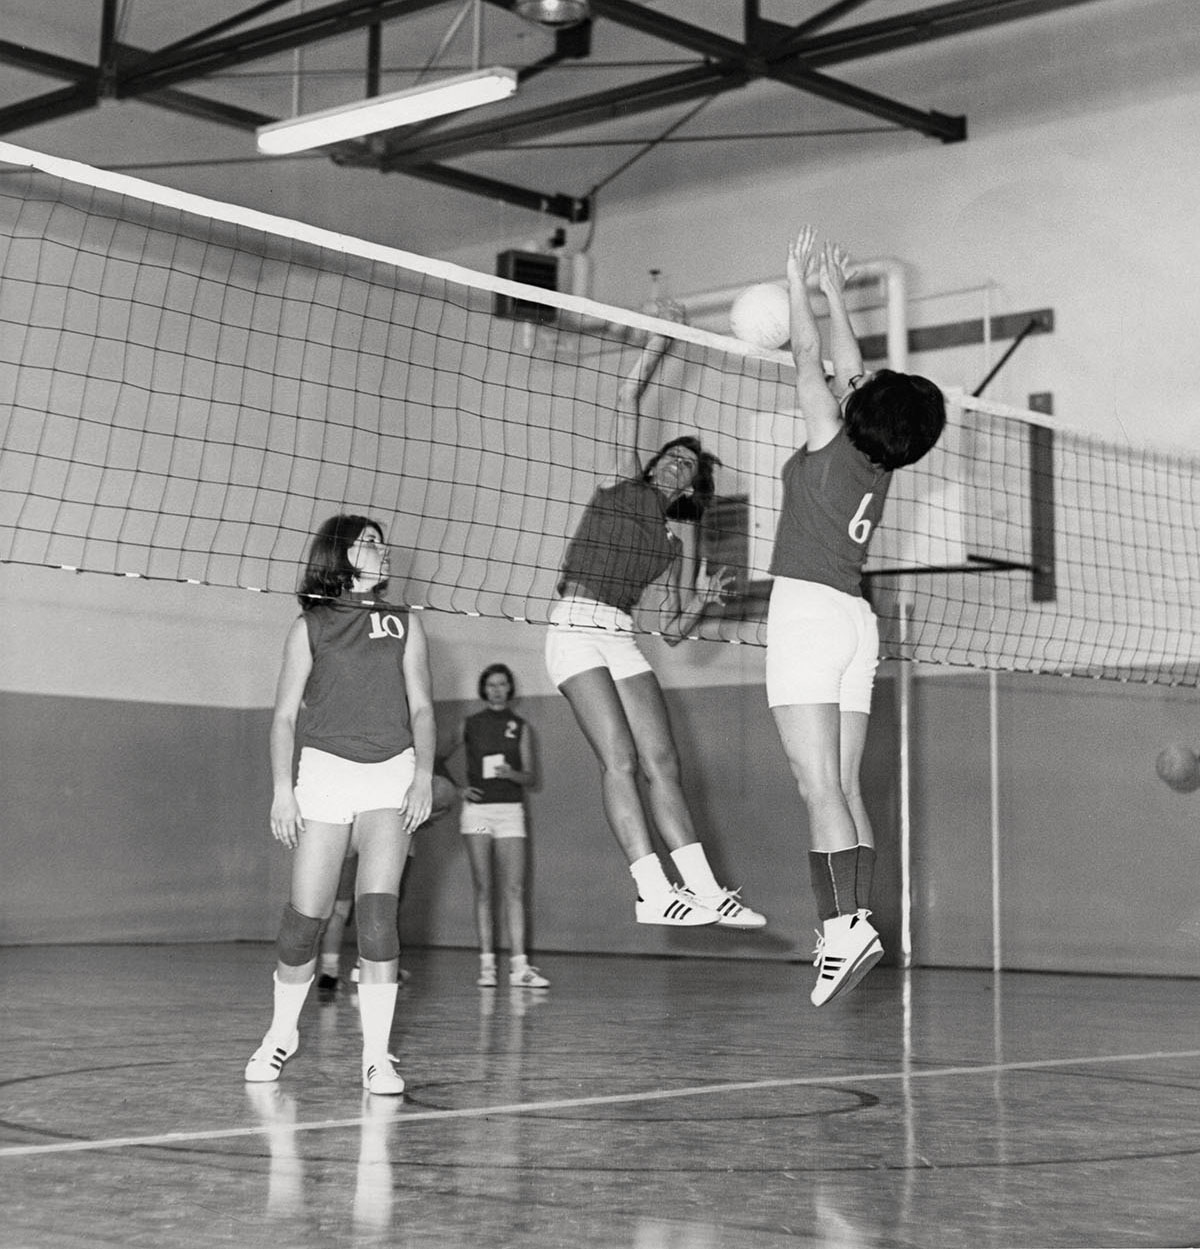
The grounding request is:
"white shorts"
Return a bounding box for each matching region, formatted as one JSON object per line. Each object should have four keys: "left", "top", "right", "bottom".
{"left": 294, "top": 746, "right": 416, "bottom": 825}
{"left": 544, "top": 595, "right": 653, "bottom": 688}
{"left": 460, "top": 802, "right": 527, "bottom": 839}
{"left": 765, "top": 577, "right": 879, "bottom": 713}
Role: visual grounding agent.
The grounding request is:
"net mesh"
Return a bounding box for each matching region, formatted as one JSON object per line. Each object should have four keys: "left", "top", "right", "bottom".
{"left": 2, "top": 144, "right": 1197, "bottom": 686}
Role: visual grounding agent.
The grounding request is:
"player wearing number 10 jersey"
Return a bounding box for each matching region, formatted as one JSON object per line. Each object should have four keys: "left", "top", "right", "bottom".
{"left": 766, "top": 226, "right": 945, "bottom": 1007}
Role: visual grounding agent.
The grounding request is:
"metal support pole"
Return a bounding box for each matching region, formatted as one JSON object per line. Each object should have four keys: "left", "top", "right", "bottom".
{"left": 989, "top": 670, "right": 1002, "bottom": 977}
{"left": 898, "top": 597, "right": 914, "bottom": 970}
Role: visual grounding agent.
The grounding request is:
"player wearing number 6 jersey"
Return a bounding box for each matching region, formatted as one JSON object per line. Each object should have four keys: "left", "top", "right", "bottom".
{"left": 767, "top": 227, "right": 945, "bottom": 1006}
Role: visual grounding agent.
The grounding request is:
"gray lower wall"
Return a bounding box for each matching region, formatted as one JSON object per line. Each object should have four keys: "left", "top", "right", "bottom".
{"left": 0, "top": 682, "right": 898, "bottom": 963}
{"left": 3, "top": 674, "right": 1198, "bottom": 975}
{"left": 910, "top": 672, "right": 1200, "bottom": 977}
{"left": 0, "top": 693, "right": 273, "bottom": 943}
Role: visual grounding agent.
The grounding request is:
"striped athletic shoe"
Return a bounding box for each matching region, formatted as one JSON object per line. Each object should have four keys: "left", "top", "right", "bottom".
{"left": 509, "top": 965, "right": 551, "bottom": 988}
{"left": 635, "top": 885, "right": 719, "bottom": 926}
{"left": 362, "top": 1057, "right": 405, "bottom": 1096}
{"left": 694, "top": 887, "right": 767, "bottom": 929}
{"left": 244, "top": 1030, "right": 299, "bottom": 1083}
{"left": 810, "top": 911, "right": 883, "bottom": 1006}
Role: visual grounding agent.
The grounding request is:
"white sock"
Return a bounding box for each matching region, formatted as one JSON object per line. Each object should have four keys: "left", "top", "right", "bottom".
{"left": 670, "top": 843, "right": 721, "bottom": 896}
{"left": 510, "top": 954, "right": 529, "bottom": 974}
{"left": 356, "top": 982, "right": 399, "bottom": 1066}
{"left": 629, "top": 853, "right": 672, "bottom": 900}
{"left": 267, "top": 972, "right": 312, "bottom": 1041}
{"left": 319, "top": 952, "right": 339, "bottom": 976}
{"left": 479, "top": 952, "right": 496, "bottom": 968}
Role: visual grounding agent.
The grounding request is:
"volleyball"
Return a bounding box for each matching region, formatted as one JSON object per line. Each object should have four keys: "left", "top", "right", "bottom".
{"left": 728, "top": 282, "right": 790, "bottom": 350}
{"left": 1155, "top": 743, "right": 1200, "bottom": 793}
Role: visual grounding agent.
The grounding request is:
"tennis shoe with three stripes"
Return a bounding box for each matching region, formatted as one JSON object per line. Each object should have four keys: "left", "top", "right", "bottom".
{"left": 635, "top": 885, "right": 719, "bottom": 926}
{"left": 509, "top": 964, "right": 551, "bottom": 988}
{"left": 362, "top": 1056, "right": 405, "bottom": 1096}
{"left": 810, "top": 910, "right": 883, "bottom": 1006}
{"left": 244, "top": 1030, "right": 299, "bottom": 1083}
{"left": 692, "top": 886, "right": 766, "bottom": 929}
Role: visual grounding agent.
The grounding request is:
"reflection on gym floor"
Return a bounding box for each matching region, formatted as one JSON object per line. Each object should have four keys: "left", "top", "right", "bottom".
{"left": 3, "top": 943, "right": 1199, "bottom": 1248}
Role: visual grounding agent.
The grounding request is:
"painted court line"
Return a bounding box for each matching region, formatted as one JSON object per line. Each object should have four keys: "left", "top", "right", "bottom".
{"left": 2, "top": 1048, "right": 1197, "bottom": 1159}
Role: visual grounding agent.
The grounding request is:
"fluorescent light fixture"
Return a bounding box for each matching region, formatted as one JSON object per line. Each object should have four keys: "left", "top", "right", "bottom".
{"left": 256, "top": 66, "right": 518, "bottom": 155}
{"left": 515, "top": 0, "right": 590, "bottom": 25}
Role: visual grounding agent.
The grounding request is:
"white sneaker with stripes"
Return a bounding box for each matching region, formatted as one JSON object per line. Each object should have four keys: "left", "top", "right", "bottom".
{"left": 693, "top": 887, "right": 767, "bottom": 929}
{"left": 509, "top": 964, "right": 551, "bottom": 988}
{"left": 635, "top": 886, "right": 719, "bottom": 926}
{"left": 244, "top": 1030, "right": 299, "bottom": 1083}
{"left": 810, "top": 911, "right": 883, "bottom": 1006}
{"left": 362, "top": 1056, "right": 405, "bottom": 1096}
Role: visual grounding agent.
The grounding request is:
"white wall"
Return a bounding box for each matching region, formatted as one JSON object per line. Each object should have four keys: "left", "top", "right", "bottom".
{"left": 445, "top": 27, "right": 1200, "bottom": 454}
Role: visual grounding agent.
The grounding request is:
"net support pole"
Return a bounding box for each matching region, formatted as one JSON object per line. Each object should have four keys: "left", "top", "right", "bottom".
{"left": 1029, "top": 422, "right": 1057, "bottom": 602}
{"left": 989, "top": 670, "right": 1003, "bottom": 977}
{"left": 897, "top": 596, "right": 914, "bottom": 970}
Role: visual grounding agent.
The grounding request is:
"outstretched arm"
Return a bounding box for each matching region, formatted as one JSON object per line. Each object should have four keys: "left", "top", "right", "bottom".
{"left": 601, "top": 302, "right": 685, "bottom": 484}
{"left": 818, "top": 240, "right": 864, "bottom": 399}
{"left": 787, "top": 227, "right": 842, "bottom": 452}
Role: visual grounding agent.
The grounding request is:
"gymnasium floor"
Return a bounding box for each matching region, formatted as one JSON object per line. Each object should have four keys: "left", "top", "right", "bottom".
{"left": 2, "top": 944, "right": 1198, "bottom": 1249}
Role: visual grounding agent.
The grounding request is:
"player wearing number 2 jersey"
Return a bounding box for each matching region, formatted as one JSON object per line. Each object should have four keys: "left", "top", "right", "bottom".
{"left": 767, "top": 227, "right": 944, "bottom": 1006}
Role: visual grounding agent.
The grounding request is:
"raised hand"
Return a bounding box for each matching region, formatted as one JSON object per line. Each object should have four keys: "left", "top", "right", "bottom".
{"left": 645, "top": 297, "right": 689, "bottom": 326}
{"left": 787, "top": 225, "right": 819, "bottom": 288}
{"left": 818, "top": 240, "right": 855, "bottom": 300}
{"left": 700, "top": 563, "right": 736, "bottom": 606}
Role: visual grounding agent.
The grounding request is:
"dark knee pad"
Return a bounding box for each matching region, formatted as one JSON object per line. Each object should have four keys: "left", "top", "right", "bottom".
{"left": 276, "top": 903, "right": 324, "bottom": 966}
{"left": 356, "top": 893, "right": 400, "bottom": 962}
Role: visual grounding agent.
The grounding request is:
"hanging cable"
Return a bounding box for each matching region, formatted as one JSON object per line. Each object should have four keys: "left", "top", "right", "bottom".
{"left": 587, "top": 93, "right": 715, "bottom": 198}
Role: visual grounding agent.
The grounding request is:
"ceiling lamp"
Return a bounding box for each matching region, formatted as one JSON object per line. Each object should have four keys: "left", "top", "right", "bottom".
{"left": 256, "top": 66, "right": 519, "bottom": 155}
{"left": 514, "top": 0, "right": 590, "bottom": 27}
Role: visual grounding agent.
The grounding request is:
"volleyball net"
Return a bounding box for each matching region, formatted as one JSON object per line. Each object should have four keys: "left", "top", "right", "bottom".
{"left": 1, "top": 142, "right": 1197, "bottom": 687}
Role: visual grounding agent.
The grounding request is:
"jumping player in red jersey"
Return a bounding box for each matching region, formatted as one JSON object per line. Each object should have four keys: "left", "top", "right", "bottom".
{"left": 546, "top": 308, "right": 766, "bottom": 932}
{"left": 767, "top": 228, "right": 945, "bottom": 1005}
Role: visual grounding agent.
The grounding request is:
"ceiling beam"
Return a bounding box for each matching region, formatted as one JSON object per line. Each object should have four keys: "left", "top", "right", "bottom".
{"left": 115, "top": 0, "right": 449, "bottom": 98}
{"left": 0, "top": 40, "right": 98, "bottom": 81}
{"left": 769, "top": 1, "right": 876, "bottom": 57}
{"left": 341, "top": 157, "right": 591, "bottom": 220}
{"left": 0, "top": 83, "right": 102, "bottom": 135}
{"left": 389, "top": 0, "right": 965, "bottom": 164}
{"left": 0, "top": 24, "right": 592, "bottom": 220}
{"left": 376, "top": 64, "right": 741, "bottom": 169}
{"left": 0, "top": 0, "right": 1115, "bottom": 218}
{"left": 772, "top": 64, "right": 963, "bottom": 140}
{"left": 580, "top": 0, "right": 966, "bottom": 139}
{"left": 585, "top": 1, "right": 757, "bottom": 64}
{"left": 773, "top": 0, "right": 1113, "bottom": 68}
{"left": 151, "top": 0, "right": 301, "bottom": 59}
{"left": 0, "top": 38, "right": 277, "bottom": 137}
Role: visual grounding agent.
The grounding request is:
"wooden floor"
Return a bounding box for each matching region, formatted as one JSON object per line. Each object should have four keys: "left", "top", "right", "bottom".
{"left": 2, "top": 943, "right": 1199, "bottom": 1249}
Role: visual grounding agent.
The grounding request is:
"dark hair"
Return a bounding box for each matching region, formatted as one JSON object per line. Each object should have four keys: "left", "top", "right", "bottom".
{"left": 297, "top": 513, "right": 382, "bottom": 608}
{"left": 478, "top": 662, "right": 516, "bottom": 702}
{"left": 643, "top": 435, "right": 721, "bottom": 519}
{"left": 843, "top": 370, "right": 946, "bottom": 471}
